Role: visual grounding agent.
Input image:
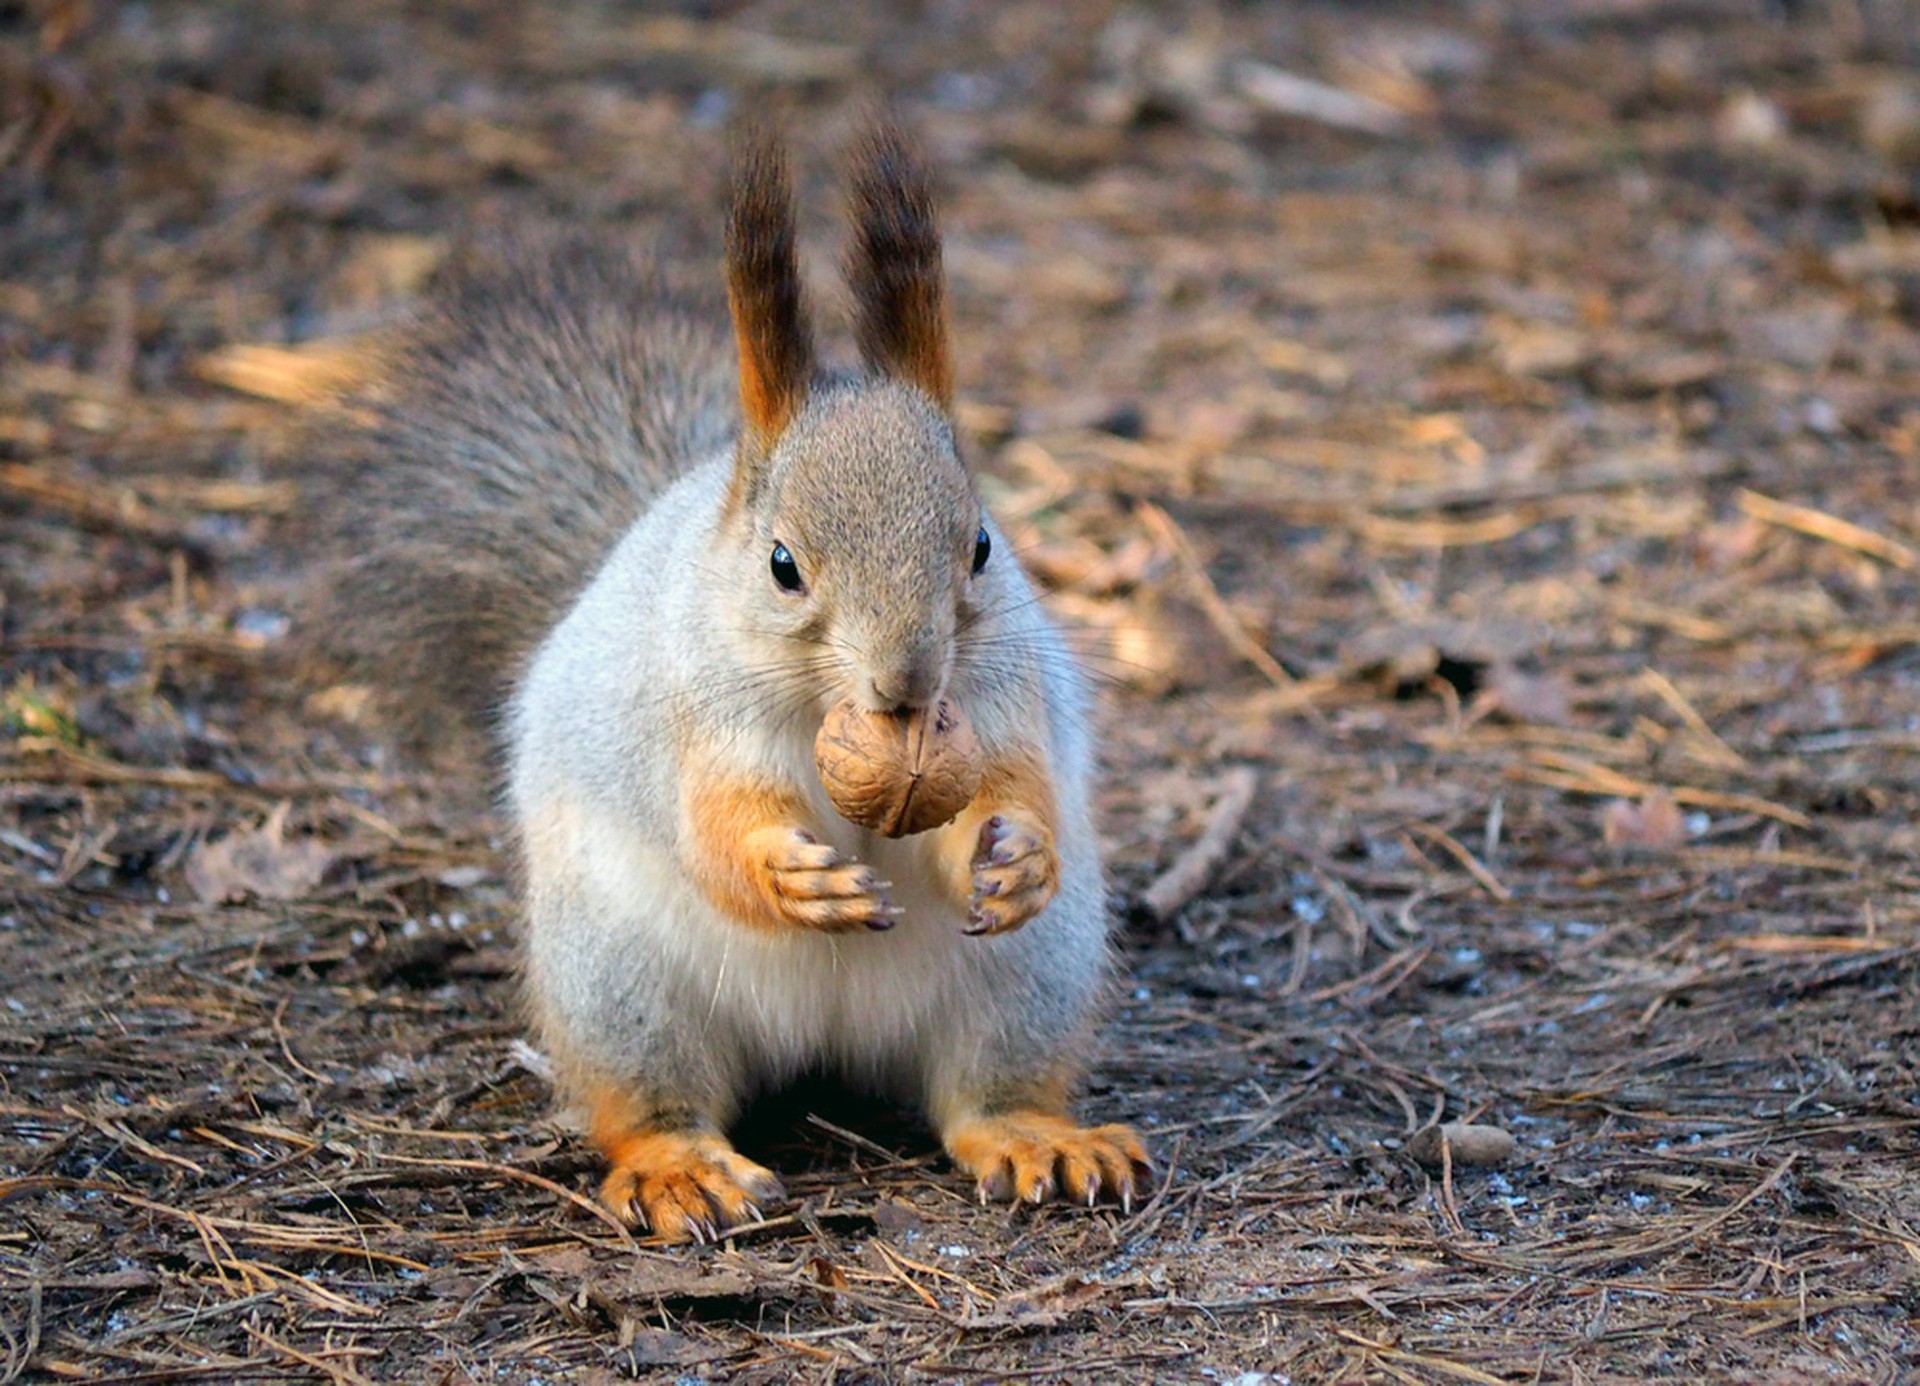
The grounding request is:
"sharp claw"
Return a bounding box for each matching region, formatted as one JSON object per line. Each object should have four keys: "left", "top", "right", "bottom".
{"left": 742, "top": 1202, "right": 762, "bottom": 1224}
{"left": 1121, "top": 1189, "right": 1134, "bottom": 1215}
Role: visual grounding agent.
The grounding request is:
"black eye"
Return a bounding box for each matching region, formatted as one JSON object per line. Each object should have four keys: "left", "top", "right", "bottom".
{"left": 770, "top": 542, "right": 805, "bottom": 593}
{"left": 971, "top": 525, "right": 991, "bottom": 575}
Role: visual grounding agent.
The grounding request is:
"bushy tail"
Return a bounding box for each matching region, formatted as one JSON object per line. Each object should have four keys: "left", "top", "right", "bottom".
{"left": 302, "top": 234, "right": 736, "bottom": 739}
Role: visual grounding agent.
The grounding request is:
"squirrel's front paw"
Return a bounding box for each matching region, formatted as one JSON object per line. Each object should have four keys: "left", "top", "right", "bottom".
{"left": 758, "top": 828, "right": 899, "bottom": 932}
{"left": 965, "top": 813, "right": 1059, "bottom": 936}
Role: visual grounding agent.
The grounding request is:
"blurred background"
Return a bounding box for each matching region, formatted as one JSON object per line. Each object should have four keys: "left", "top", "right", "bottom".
{"left": 4, "top": 2, "right": 1920, "bottom": 1381}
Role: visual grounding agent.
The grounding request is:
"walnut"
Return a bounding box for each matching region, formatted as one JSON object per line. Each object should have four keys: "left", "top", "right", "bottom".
{"left": 814, "top": 696, "right": 983, "bottom": 837}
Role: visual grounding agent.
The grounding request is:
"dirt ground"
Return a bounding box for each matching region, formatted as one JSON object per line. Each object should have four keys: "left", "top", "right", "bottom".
{"left": 5, "top": 0, "right": 1920, "bottom": 1381}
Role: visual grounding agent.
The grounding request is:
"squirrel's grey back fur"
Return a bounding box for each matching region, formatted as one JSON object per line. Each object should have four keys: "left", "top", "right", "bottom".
{"left": 306, "top": 236, "right": 737, "bottom": 735}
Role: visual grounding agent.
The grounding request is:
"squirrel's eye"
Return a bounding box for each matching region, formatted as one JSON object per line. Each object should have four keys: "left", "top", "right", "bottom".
{"left": 971, "top": 525, "right": 991, "bottom": 576}
{"left": 770, "top": 542, "right": 805, "bottom": 593}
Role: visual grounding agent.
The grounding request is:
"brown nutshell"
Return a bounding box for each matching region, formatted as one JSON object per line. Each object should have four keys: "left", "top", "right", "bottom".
{"left": 1405, "top": 1122, "right": 1515, "bottom": 1169}
{"left": 814, "top": 696, "right": 983, "bottom": 837}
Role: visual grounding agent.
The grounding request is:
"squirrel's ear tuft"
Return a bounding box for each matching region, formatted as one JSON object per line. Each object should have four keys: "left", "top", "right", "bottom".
{"left": 726, "top": 129, "right": 814, "bottom": 486}
{"left": 845, "top": 120, "right": 952, "bottom": 412}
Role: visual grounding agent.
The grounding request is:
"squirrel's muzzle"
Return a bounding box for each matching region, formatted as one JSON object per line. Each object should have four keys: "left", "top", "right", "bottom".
{"left": 863, "top": 657, "right": 943, "bottom": 713}
{"left": 857, "top": 624, "right": 951, "bottom": 713}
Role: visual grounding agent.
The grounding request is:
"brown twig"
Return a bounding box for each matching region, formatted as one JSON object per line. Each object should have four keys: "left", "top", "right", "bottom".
{"left": 0, "top": 463, "right": 211, "bottom": 557}
{"left": 1737, "top": 489, "right": 1918, "bottom": 570}
{"left": 1138, "top": 766, "right": 1261, "bottom": 923}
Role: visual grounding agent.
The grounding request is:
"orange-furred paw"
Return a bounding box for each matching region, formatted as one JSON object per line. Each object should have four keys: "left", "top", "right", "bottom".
{"left": 599, "top": 1129, "right": 786, "bottom": 1243}
{"left": 682, "top": 766, "right": 893, "bottom": 933}
{"left": 944, "top": 1112, "right": 1150, "bottom": 1210}
{"left": 754, "top": 826, "right": 898, "bottom": 932}
{"left": 964, "top": 812, "right": 1059, "bottom": 936}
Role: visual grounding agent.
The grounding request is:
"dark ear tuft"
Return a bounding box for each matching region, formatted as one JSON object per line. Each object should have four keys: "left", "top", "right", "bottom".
{"left": 726, "top": 128, "right": 814, "bottom": 487}
{"left": 845, "top": 120, "right": 952, "bottom": 411}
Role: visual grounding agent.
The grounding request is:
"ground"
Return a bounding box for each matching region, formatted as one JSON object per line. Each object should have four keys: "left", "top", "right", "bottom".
{"left": 4, "top": 1, "right": 1920, "bottom": 1382}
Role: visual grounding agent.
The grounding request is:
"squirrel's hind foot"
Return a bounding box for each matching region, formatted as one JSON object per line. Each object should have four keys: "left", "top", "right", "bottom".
{"left": 598, "top": 1129, "right": 785, "bottom": 1243}
{"left": 944, "top": 1112, "right": 1150, "bottom": 1212}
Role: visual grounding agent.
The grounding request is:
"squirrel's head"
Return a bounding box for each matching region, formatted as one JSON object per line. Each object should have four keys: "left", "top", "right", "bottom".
{"left": 717, "top": 122, "right": 995, "bottom": 714}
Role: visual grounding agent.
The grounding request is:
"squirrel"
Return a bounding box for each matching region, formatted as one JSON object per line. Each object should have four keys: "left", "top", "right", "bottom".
{"left": 307, "top": 122, "right": 1150, "bottom": 1242}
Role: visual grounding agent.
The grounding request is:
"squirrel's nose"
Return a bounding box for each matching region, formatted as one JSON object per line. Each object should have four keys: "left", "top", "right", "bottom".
{"left": 865, "top": 662, "right": 941, "bottom": 713}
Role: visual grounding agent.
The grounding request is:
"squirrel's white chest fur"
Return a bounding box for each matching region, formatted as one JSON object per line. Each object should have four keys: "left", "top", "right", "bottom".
{"left": 556, "top": 775, "right": 975, "bottom": 1082}
{"left": 521, "top": 708, "right": 990, "bottom": 1092}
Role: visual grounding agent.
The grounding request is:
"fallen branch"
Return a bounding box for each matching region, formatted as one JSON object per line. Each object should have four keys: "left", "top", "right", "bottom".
{"left": 1138, "top": 766, "right": 1261, "bottom": 923}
